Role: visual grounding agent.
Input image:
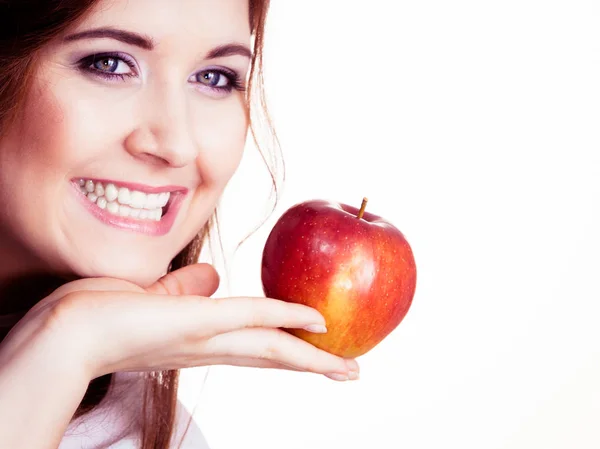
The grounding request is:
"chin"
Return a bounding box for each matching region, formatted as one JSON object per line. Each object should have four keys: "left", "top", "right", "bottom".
{"left": 67, "top": 253, "right": 170, "bottom": 288}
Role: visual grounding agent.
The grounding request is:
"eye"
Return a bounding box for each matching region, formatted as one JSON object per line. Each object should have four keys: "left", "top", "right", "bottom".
{"left": 77, "top": 52, "right": 137, "bottom": 81}
{"left": 189, "top": 68, "right": 245, "bottom": 95}
{"left": 195, "top": 70, "right": 231, "bottom": 88}
{"left": 91, "top": 56, "right": 132, "bottom": 75}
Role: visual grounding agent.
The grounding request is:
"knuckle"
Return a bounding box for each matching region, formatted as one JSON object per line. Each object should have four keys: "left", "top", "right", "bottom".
{"left": 155, "top": 274, "right": 185, "bottom": 296}
{"left": 254, "top": 298, "right": 290, "bottom": 326}
{"left": 43, "top": 291, "right": 87, "bottom": 335}
{"left": 271, "top": 300, "right": 297, "bottom": 326}
{"left": 259, "top": 330, "right": 285, "bottom": 361}
{"left": 187, "top": 297, "right": 220, "bottom": 338}
{"left": 246, "top": 298, "right": 270, "bottom": 328}
{"left": 300, "top": 352, "right": 322, "bottom": 373}
{"left": 304, "top": 361, "right": 320, "bottom": 373}
{"left": 251, "top": 304, "right": 268, "bottom": 328}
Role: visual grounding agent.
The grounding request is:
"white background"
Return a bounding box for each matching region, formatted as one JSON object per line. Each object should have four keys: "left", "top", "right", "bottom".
{"left": 179, "top": 1, "right": 600, "bottom": 448}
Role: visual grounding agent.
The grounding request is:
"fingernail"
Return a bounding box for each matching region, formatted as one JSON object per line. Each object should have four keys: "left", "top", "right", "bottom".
{"left": 325, "top": 373, "right": 349, "bottom": 381}
{"left": 348, "top": 371, "right": 360, "bottom": 380}
{"left": 304, "top": 324, "right": 327, "bottom": 333}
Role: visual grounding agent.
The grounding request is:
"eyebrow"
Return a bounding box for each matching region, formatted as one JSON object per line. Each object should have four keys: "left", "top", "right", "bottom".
{"left": 64, "top": 27, "right": 155, "bottom": 50}
{"left": 63, "top": 27, "right": 252, "bottom": 59}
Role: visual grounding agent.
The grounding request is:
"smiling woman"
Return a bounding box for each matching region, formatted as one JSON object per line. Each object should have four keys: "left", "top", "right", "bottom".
{"left": 0, "top": 0, "right": 254, "bottom": 284}
{"left": 0, "top": 1, "right": 360, "bottom": 449}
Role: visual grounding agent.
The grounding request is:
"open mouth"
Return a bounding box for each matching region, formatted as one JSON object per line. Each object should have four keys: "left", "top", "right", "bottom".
{"left": 76, "top": 178, "right": 180, "bottom": 221}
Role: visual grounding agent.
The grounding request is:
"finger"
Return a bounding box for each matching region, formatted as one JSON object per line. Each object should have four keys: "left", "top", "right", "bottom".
{"left": 195, "top": 296, "right": 327, "bottom": 335}
{"left": 44, "top": 277, "right": 145, "bottom": 301}
{"left": 197, "top": 357, "right": 353, "bottom": 381}
{"left": 198, "top": 356, "right": 304, "bottom": 372}
{"left": 146, "top": 358, "right": 305, "bottom": 375}
{"left": 200, "top": 328, "right": 359, "bottom": 378}
{"left": 146, "top": 263, "right": 220, "bottom": 296}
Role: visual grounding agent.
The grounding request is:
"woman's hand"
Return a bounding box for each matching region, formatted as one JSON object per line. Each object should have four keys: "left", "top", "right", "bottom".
{"left": 2, "top": 263, "right": 359, "bottom": 382}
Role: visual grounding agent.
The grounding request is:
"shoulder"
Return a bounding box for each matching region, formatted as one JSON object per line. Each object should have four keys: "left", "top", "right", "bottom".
{"left": 60, "top": 371, "right": 211, "bottom": 449}
{"left": 60, "top": 372, "right": 143, "bottom": 448}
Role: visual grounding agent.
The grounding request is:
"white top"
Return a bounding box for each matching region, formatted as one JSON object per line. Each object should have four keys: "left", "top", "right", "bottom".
{"left": 59, "top": 371, "right": 210, "bottom": 449}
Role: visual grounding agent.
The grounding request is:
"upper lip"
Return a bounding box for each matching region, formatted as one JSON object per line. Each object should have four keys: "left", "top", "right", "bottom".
{"left": 74, "top": 177, "right": 189, "bottom": 194}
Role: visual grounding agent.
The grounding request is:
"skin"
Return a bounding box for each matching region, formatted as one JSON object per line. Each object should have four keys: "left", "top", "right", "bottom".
{"left": 0, "top": 0, "right": 251, "bottom": 296}
{"left": 0, "top": 10, "right": 359, "bottom": 436}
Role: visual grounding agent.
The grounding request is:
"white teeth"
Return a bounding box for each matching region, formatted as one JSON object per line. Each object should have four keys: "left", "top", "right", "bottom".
{"left": 106, "top": 201, "right": 119, "bottom": 215}
{"left": 158, "top": 192, "right": 169, "bottom": 207}
{"left": 118, "top": 205, "right": 131, "bottom": 217}
{"left": 129, "top": 191, "right": 146, "bottom": 209}
{"left": 78, "top": 178, "right": 171, "bottom": 221}
{"left": 105, "top": 183, "right": 119, "bottom": 202}
{"left": 145, "top": 193, "right": 159, "bottom": 209}
{"left": 118, "top": 187, "right": 130, "bottom": 205}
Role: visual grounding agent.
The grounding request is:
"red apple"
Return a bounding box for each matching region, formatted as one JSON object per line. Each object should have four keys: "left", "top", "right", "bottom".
{"left": 261, "top": 198, "right": 417, "bottom": 358}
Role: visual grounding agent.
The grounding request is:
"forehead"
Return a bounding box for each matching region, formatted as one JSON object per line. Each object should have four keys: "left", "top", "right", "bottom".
{"left": 74, "top": 0, "right": 251, "bottom": 47}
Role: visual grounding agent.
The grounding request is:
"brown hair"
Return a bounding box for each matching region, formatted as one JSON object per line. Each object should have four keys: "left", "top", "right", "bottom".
{"left": 0, "top": 1, "right": 280, "bottom": 448}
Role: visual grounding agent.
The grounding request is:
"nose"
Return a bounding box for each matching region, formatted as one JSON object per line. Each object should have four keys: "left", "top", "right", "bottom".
{"left": 124, "top": 87, "right": 198, "bottom": 168}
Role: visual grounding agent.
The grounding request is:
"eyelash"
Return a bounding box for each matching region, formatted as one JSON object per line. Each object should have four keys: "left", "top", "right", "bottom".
{"left": 76, "top": 52, "right": 245, "bottom": 94}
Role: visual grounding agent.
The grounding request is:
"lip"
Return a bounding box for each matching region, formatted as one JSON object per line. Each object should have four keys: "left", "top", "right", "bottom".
{"left": 71, "top": 180, "right": 188, "bottom": 236}
{"left": 77, "top": 177, "right": 186, "bottom": 194}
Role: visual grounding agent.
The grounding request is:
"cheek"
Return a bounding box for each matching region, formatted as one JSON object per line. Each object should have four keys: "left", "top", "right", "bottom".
{"left": 44, "top": 81, "right": 133, "bottom": 170}
{"left": 0, "top": 82, "right": 77, "bottom": 215}
{"left": 12, "top": 85, "right": 71, "bottom": 176}
{"left": 13, "top": 77, "right": 126, "bottom": 180}
{"left": 194, "top": 98, "right": 249, "bottom": 186}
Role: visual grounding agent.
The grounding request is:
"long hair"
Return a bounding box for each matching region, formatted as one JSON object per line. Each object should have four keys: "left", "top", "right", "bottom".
{"left": 0, "top": 1, "right": 281, "bottom": 447}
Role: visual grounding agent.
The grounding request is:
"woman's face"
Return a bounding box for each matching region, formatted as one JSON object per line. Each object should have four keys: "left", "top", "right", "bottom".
{"left": 0, "top": 0, "right": 251, "bottom": 286}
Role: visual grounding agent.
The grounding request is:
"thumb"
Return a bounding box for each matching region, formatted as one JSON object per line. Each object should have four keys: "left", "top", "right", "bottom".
{"left": 146, "top": 263, "right": 220, "bottom": 297}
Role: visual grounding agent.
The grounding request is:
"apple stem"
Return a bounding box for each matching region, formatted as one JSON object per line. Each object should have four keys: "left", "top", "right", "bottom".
{"left": 357, "top": 197, "right": 368, "bottom": 219}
